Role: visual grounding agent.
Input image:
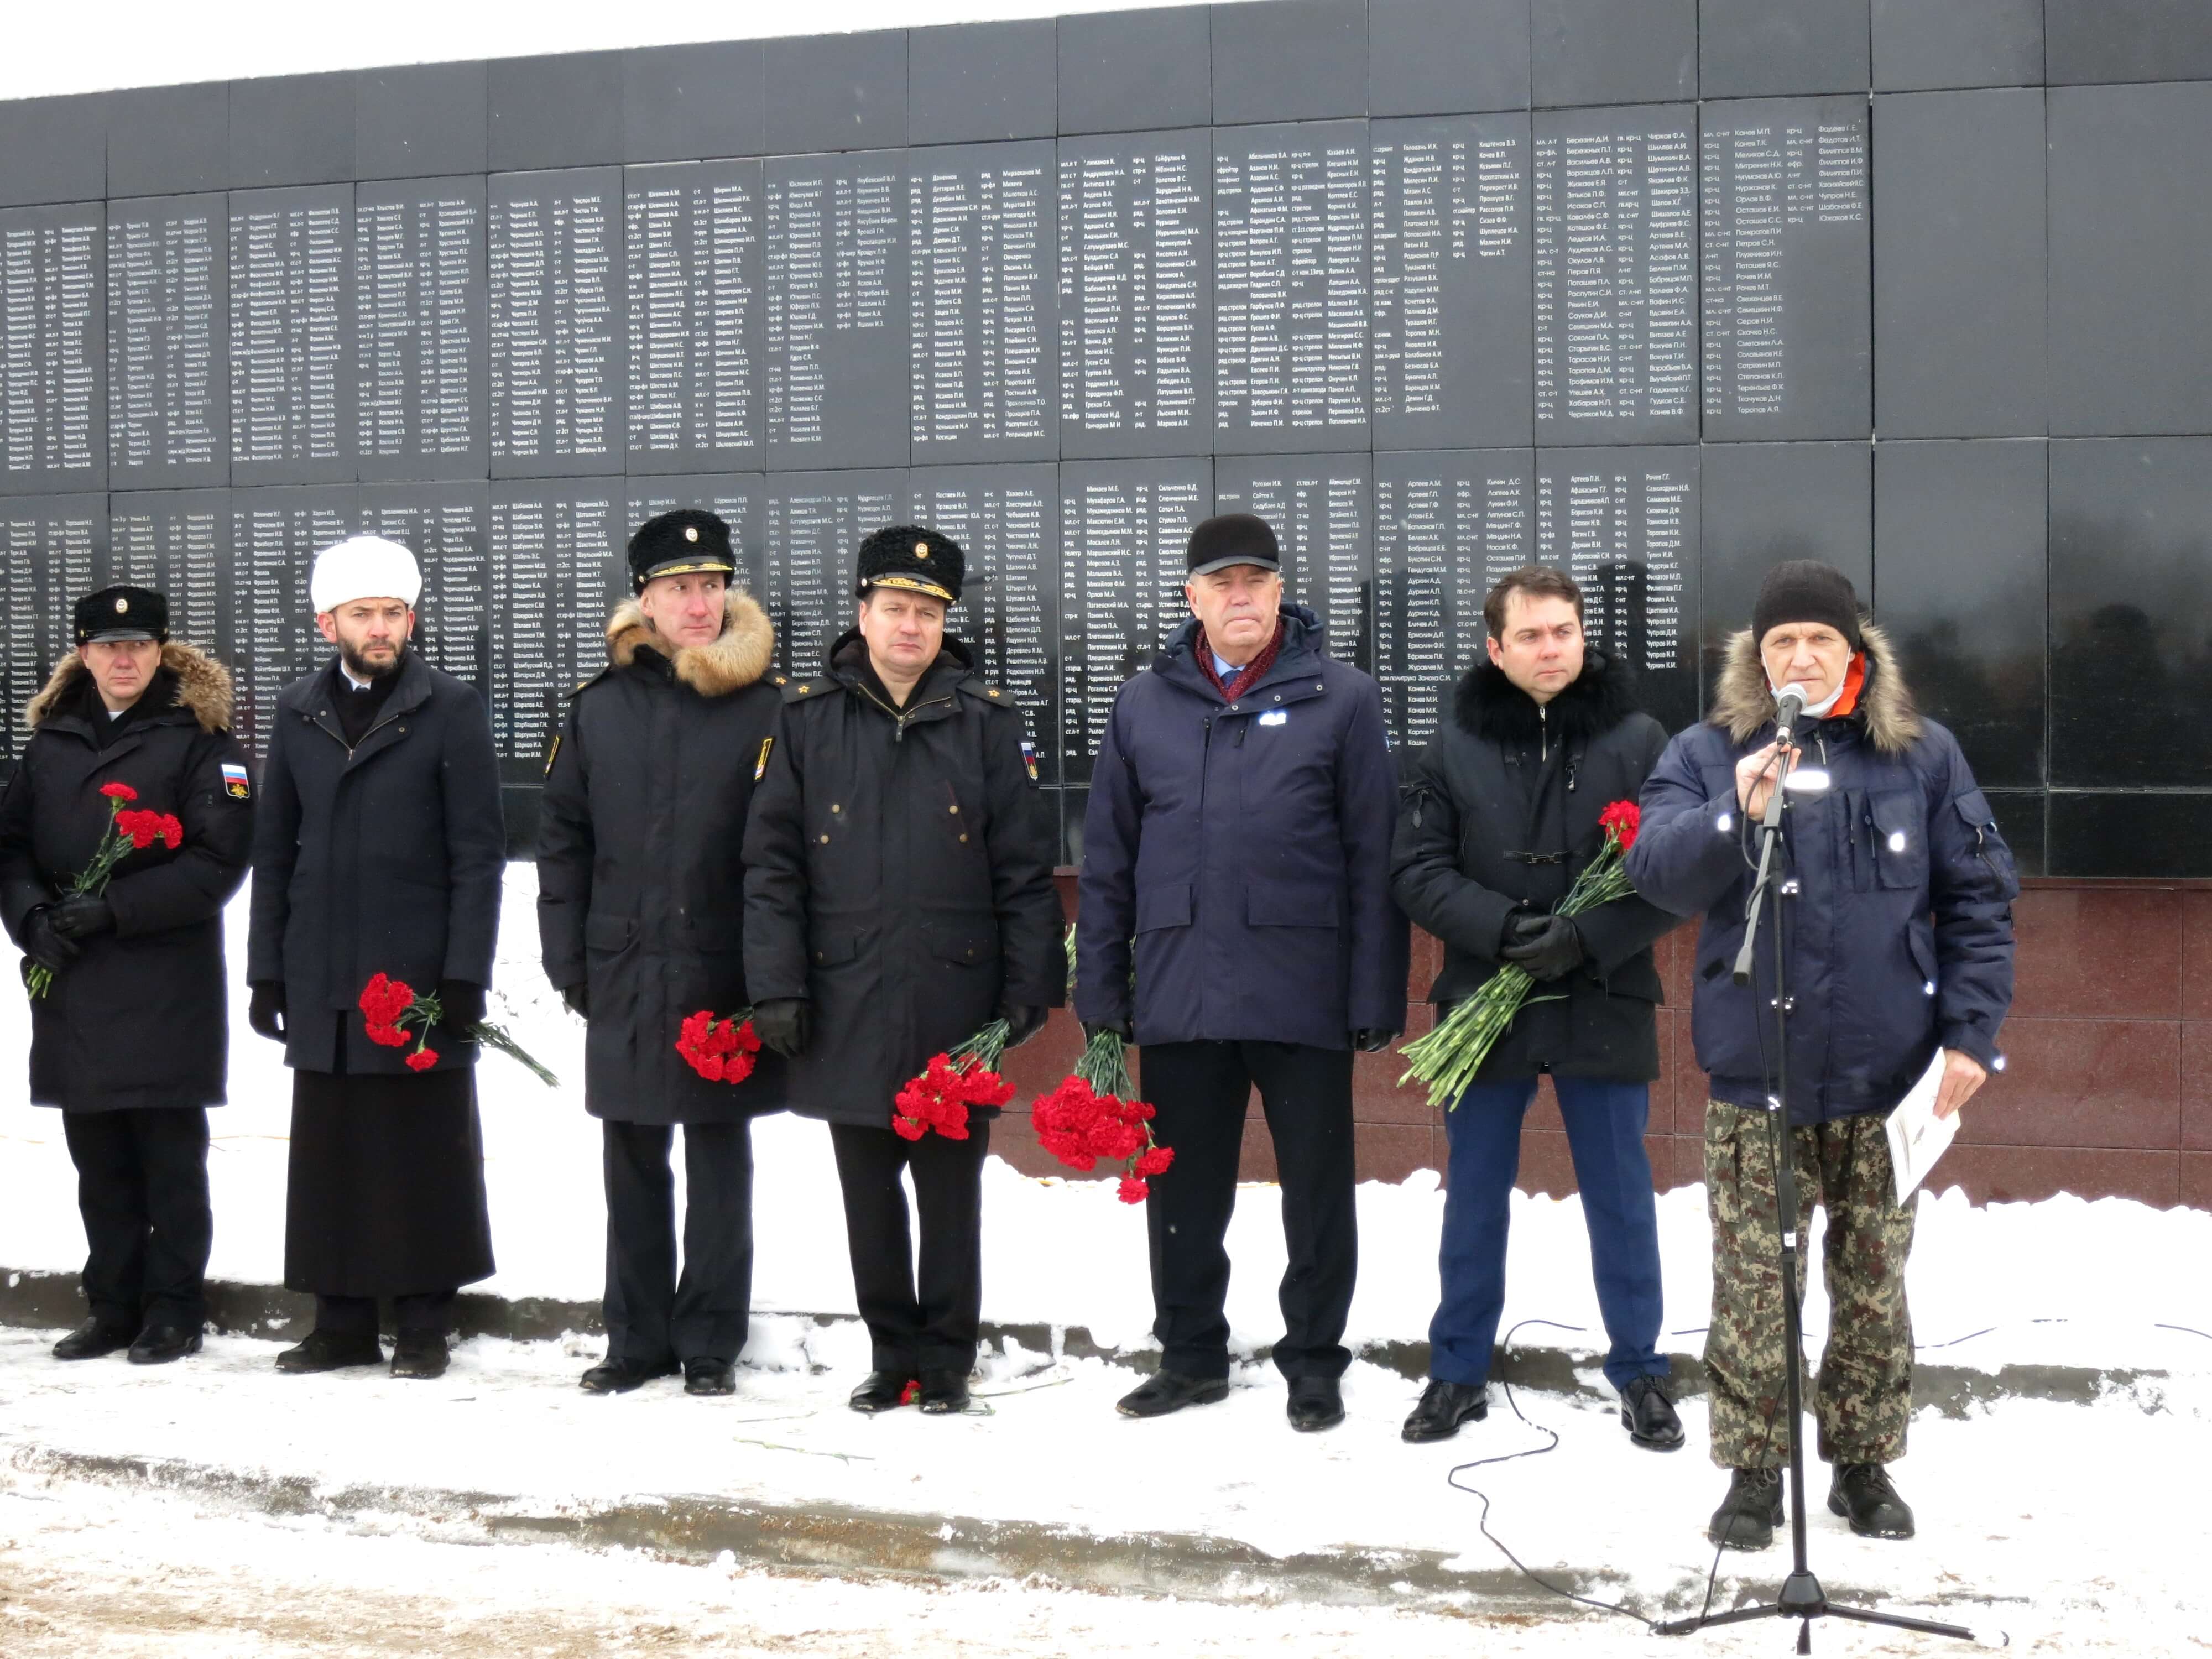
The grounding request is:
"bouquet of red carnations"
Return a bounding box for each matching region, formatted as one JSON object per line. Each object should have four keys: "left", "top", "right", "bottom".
{"left": 676, "top": 1008, "right": 763, "bottom": 1084}
{"left": 358, "top": 973, "right": 559, "bottom": 1086}
{"left": 1396, "top": 799, "right": 1644, "bottom": 1113}
{"left": 893, "top": 1019, "right": 1017, "bottom": 1141}
{"left": 1032, "top": 925, "right": 1173, "bottom": 1202}
{"left": 25, "top": 782, "right": 184, "bottom": 998}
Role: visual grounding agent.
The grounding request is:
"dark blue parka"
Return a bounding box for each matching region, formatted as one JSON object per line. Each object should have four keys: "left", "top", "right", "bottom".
{"left": 1076, "top": 606, "right": 1408, "bottom": 1049}
{"left": 1627, "top": 625, "right": 2017, "bottom": 1126}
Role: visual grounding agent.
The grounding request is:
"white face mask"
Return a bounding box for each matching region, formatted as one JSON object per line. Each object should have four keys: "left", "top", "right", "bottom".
{"left": 1768, "top": 675, "right": 1848, "bottom": 719}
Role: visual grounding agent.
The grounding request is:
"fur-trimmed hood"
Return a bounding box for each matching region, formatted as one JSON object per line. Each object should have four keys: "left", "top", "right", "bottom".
{"left": 25, "top": 641, "right": 234, "bottom": 734}
{"left": 1708, "top": 620, "right": 1921, "bottom": 755}
{"left": 606, "top": 588, "right": 775, "bottom": 696}
{"left": 1454, "top": 645, "right": 1639, "bottom": 749}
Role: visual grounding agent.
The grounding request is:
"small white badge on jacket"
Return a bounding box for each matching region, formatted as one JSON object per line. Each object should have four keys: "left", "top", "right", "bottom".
{"left": 220, "top": 761, "right": 251, "bottom": 799}
{"left": 1258, "top": 709, "right": 1288, "bottom": 727}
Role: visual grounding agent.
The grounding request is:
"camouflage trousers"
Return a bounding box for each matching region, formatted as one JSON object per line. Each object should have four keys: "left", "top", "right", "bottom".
{"left": 1703, "top": 1100, "right": 1916, "bottom": 1470}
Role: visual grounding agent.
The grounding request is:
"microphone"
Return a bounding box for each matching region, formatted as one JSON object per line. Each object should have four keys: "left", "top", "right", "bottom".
{"left": 1773, "top": 685, "right": 1808, "bottom": 749}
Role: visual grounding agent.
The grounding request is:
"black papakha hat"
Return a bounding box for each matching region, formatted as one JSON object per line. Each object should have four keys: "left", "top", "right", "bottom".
{"left": 1752, "top": 559, "right": 1864, "bottom": 651}
{"left": 627, "top": 508, "right": 737, "bottom": 593}
{"left": 1186, "top": 513, "right": 1281, "bottom": 579}
{"left": 855, "top": 524, "right": 963, "bottom": 606}
{"left": 74, "top": 585, "right": 168, "bottom": 646}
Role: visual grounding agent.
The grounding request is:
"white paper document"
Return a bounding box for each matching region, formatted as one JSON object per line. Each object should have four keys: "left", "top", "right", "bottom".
{"left": 1886, "top": 1049, "right": 1959, "bottom": 1204}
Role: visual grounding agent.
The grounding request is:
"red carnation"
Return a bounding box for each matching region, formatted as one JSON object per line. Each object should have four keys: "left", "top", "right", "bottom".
{"left": 1134, "top": 1145, "right": 1175, "bottom": 1178}
{"left": 677, "top": 1009, "right": 764, "bottom": 1086}
{"left": 1117, "top": 1176, "right": 1149, "bottom": 1204}
{"left": 405, "top": 1048, "right": 438, "bottom": 1071}
{"left": 1598, "top": 799, "right": 1641, "bottom": 852}
{"left": 98, "top": 782, "right": 138, "bottom": 802}
{"left": 158, "top": 813, "right": 184, "bottom": 851}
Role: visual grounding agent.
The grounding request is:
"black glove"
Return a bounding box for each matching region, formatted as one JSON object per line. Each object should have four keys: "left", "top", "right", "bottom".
{"left": 561, "top": 982, "right": 589, "bottom": 1020}
{"left": 1500, "top": 910, "right": 1548, "bottom": 953}
{"left": 1082, "top": 1019, "right": 1133, "bottom": 1045}
{"left": 1352, "top": 1028, "right": 1400, "bottom": 1053}
{"left": 50, "top": 893, "right": 116, "bottom": 941}
{"left": 753, "top": 998, "right": 811, "bottom": 1058}
{"left": 1500, "top": 915, "right": 1584, "bottom": 982}
{"left": 248, "top": 981, "right": 288, "bottom": 1041}
{"left": 20, "top": 906, "right": 80, "bottom": 973}
{"left": 438, "top": 979, "right": 487, "bottom": 1030}
{"left": 1000, "top": 1003, "right": 1050, "bottom": 1048}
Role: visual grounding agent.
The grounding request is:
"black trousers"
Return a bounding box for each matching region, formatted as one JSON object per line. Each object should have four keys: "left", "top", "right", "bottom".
{"left": 314, "top": 1290, "right": 455, "bottom": 1340}
{"left": 830, "top": 1119, "right": 990, "bottom": 1375}
{"left": 61, "top": 1107, "right": 212, "bottom": 1331}
{"left": 602, "top": 1118, "right": 755, "bottom": 1366}
{"left": 1137, "top": 1041, "right": 1358, "bottom": 1383}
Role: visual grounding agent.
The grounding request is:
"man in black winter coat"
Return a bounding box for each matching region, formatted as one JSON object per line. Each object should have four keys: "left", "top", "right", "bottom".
{"left": 744, "top": 525, "right": 1064, "bottom": 1418}
{"left": 246, "top": 536, "right": 505, "bottom": 1382}
{"left": 1392, "top": 567, "right": 1685, "bottom": 1452}
{"left": 538, "top": 509, "right": 788, "bottom": 1399}
{"left": 0, "top": 586, "right": 253, "bottom": 1366}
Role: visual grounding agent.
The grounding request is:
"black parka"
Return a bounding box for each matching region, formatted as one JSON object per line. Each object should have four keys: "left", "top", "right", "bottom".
{"left": 0, "top": 645, "right": 253, "bottom": 1111}
{"left": 537, "top": 591, "right": 790, "bottom": 1125}
{"left": 246, "top": 650, "right": 505, "bottom": 1075}
{"left": 742, "top": 632, "right": 1065, "bottom": 1129}
{"left": 1391, "top": 649, "right": 1681, "bottom": 1083}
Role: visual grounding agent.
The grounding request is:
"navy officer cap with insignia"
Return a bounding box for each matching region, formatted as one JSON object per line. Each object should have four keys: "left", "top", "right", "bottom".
{"left": 627, "top": 508, "right": 737, "bottom": 593}
{"left": 74, "top": 584, "right": 169, "bottom": 646}
{"left": 855, "top": 524, "right": 964, "bottom": 606}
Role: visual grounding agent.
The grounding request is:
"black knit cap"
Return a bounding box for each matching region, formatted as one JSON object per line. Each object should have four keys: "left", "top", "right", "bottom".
{"left": 74, "top": 585, "right": 168, "bottom": 646}
{"left": 1752, "top": 559, "right": 1863, "bottom": 650}
{"left": 1186, "top": 512, "right": 1281, "bottom": 578}
{"left": 627, "top": 508, "right": 737, "bottom": 593}
{"left": 856, "top": 524, "right": 963, "bottom": 605}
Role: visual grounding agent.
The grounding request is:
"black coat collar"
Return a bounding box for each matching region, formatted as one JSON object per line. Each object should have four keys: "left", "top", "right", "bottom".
{"left": 1454, "top": 648, "right": 1638, "bottom": 751}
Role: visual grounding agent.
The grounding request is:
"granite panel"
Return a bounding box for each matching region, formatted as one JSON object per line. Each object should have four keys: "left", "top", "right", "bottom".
{"left": 488, "top": 53, "right": 624, "bottom": 171}
{"left": 2184, "top": 892, "right": 2212, "bottom": 1022}
{"left": 2182, "top": 1024, "right": 2212, "bottom": 1152}
{"left": 1057, "top": 6, "right": 1213, "bottom": 134}
{"left": 1699, "top": 0, "right": 1871, "bottom": 98}
{"left": 2007, "top": 888, "right": 2180, "bottom": 1021}
{"left": 1212, "top": 0, "right": 1369, "bottom": 126}
{"left": 1369, "top": 0, "right": 1531, "bottom": 116}
{"left": 1530, "top": 0, "right": 1697, "bottom": 107}
{"left": 357, "top": 61, "right": 489, "bottom": 180}
{"left": 1357, "top": 1122, "right": 1439, "bottom": 1183}
{"left": 1871, "top": 0, "right": 2042, "bottom": 91}
{"left": 1932, "top": 1145, "right": 2179, "bottom": 1208}
{"left": 1962, "top": 1018, "right": 2179, "bottom": 1151}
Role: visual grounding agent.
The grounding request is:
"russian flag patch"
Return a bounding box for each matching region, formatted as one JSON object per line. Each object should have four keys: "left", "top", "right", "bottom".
{"left": 220, "top": 762, "right": 251, "bottom": 800}
{"left": 1019, "top": 739, "right": 1040, "bottom": 782}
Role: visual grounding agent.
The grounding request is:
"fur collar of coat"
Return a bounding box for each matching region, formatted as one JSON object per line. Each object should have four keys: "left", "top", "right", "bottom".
{"left": 25, "top": 641, "right": 234, "bottom": 734}
{"left": 605, "top": 589, "right": 775, "bottom": 697}
{"left": 1708, "top": 621, "right": 1921, "bottom": 755}
{"left": 1453, "top": 645, "right": 1638, "bottom": 749}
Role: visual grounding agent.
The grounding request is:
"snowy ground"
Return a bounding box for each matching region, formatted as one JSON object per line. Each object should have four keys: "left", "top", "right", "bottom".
{"left": 4, "top": 870, "right": 2211, "bottom": 1652}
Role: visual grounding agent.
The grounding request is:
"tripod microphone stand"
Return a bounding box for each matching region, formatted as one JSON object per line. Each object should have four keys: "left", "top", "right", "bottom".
{"left": 1656, "top": 737, "right": 2000, "bottom": 1653}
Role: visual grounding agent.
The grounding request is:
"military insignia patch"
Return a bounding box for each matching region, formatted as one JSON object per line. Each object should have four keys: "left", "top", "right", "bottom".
{"left": 543, "top": 733, "right": 562, "bottom": 777}
{"left": 1019, "top": 739, "right": 1040, "bottom": 782}
{"left": 220, "top": 761, "right": 251, "bottom": 800}
{"left": 755, "top": 735, "right": 774, "bottom": 781}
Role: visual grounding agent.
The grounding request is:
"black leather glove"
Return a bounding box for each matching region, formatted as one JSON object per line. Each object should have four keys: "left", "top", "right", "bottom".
{"left": 20, "top": 906, "right": 80, "bottom": 973}
{"left": 1000, "top": 1003, "right": 1050, "bottom": 1048}
{"left": 438, "top": 979, "right": 487, "bottom": 1030}
{"left": 50, "top": 893, "right": 116, "bottom": 941}
{"left": 1500, "top": 915, "right": 1584, "bottom": 982}
{"left": 1352, "top": 1028, "right": 1400, "bottom": 1053}
{"left": 561, "top": 982, "right": 589, "bottom": 1020}
{"left": 753, "top": 998, "right": 811, "bottom": 1058}
{"left": 1082, "top": 1019, "right": 1133, "bottom": 1045}
{"left": 248, "top": 981, "right": 288, "bottom": 1041}
{"left": 1501, "top": 910, "right": 1548, "bottom": 953}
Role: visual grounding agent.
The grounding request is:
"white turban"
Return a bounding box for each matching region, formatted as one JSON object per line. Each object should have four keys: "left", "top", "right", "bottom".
{"left": 311, "top": 536, "right": 422, "bottom": 615}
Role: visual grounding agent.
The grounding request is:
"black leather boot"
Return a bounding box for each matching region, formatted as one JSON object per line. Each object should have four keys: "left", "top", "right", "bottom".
{"left": 849, "top": 1370, "right": 915, "bottom": 1413}
{"left": 53, "top": 1319, "right": 134, "bottom": 1361}
{"left": 1709, "top": 1467, "right": 1786, "bottom": 1550}
{"left": 127, "top": 1323, "right": 204, "bottom": 1365}
{"left": 917, "top": 1368, "right": 972, "bottom": 1414}
{"left": 1401, "top": 1379, "right": 1489, "bottom": 1442}
{"left": 1621, "top": 1375, "right": 1686, "bottom": 1451}
{"left": 1286, "top": 1376, "right": 1345, "bottom": 1432}
{"left": 390, "top": 1332, "right": 450, "bottom": 1380}
{"left": 578, "top": 1356, "right": 678, "bottom": 1394}
{"left": 1829, "top": 1463, "right": 1916, "bottom": 1538}
{"left": 275, "top": 1329, "right": 385, "bottom": 1374}
{"left": 684, "top": 1358, "right": 737, "bottom": 1396}
{"left": 1115, "top": 1370, "right": 1230, "bottom": 1418}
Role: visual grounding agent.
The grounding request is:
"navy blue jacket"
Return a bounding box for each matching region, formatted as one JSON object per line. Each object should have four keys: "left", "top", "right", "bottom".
{"left": 1627, "top": 625, "right": 2017, "bottom": 1125}
{"left": 1076, "top": 606, "right": 1408, "bottom": 1050}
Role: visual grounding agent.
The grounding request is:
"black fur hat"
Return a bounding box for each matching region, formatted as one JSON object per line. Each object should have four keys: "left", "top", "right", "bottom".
{"left": 856, "top": 524, "right": 963, "bottom": 605}
{"left": 627, "top": 509, "right": 737, "bottom": 593}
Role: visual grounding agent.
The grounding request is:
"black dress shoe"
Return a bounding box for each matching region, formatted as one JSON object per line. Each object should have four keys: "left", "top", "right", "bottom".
{"left": 127, "top": 1323, "right": 204, "bottom": 1365}
{"left": 1116, "top": 1370, "right": 1230, "bottom": 1418}
{"left": 53, "top": 1319, "right": 134, "bottom": 1361}
{"left": 917, "top": 1368, "right": 971, "bottom": 1414}
{"left": 1709, "top": 1467, "right": 1786, "bottom": 1551}
{"left": 1286, "top": 1376, "right": 1345, "bottom": 1433}
{"left": 684, "top": 1358, "right": 737, "bottom": 1396}
{"left": 1401, "top": 1378, "right": 1489, "bottom": 1442}
{"left": 275, "top": 1329, "right": 385, "bottom": 1374}
{"left": 578, "top": 1357, "right": 678, "bottom": 1395}
{"left": 1621, "top": 1375, "right": 1686, "bottom": 1451}
{"left": 1828, "top": 1462, "right": 1916, "bottom": 1539}
{"left": 390, "top": 1333, "right": 450, "bottom": 1380}
{"left": 849, "top": 1370, "right": 916, "bottom": 1413}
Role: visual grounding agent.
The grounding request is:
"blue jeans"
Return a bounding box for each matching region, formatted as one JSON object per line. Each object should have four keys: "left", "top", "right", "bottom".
{"left": 1430, "top": 1076, "right": 1667, "bottom": 1394}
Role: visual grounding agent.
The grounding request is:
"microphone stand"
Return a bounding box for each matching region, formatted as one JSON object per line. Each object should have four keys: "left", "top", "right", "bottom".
{"left": 1657, "top": 735, "right": 1995, "bottom": 1653}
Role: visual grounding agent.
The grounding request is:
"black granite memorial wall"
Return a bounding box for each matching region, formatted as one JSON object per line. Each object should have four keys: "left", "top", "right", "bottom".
{"left": 4, "top": 0, "right": 2210, "bottom": 871}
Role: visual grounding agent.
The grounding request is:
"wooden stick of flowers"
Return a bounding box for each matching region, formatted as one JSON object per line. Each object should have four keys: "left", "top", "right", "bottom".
{"left": 25, "top": 782, "right": 183, "bottom": 999}
{"left": 357, "top": 974, "right": 560, "bottom": 1086}
{"left": 1396, "top": 799, "right": 1643, "bottom": 1114}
